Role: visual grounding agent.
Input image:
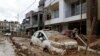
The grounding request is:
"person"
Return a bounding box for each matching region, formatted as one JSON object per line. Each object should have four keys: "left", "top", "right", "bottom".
{"left": 71, "top": 28, "right": 78, "bottom": 39}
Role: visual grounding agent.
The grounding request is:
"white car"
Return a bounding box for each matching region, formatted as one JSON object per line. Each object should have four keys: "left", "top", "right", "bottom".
{"left": 4, "top": 33, "right": 11, "bottom": 36}
{"left": 31, "top": 30, "right": 78, "bottom": 55}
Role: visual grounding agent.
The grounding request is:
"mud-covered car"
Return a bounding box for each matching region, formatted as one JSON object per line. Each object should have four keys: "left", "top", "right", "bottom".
{"left": 31, "top": 30, "right": 78, "bottom": 55}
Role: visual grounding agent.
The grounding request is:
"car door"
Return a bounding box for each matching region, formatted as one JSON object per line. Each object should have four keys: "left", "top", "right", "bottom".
{"left": 31, "top": 31, "right": 41, "bottom": 46}
{"left": 36, "top": 32, "right": 47, "bottom": 46}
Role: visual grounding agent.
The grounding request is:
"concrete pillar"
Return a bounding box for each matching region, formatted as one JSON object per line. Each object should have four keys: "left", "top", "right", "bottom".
{"left": 30, "top": 15, "right": 33, "bottom": 27}
{"left": 59, "top": 0, "right": 66, "bottom": 19}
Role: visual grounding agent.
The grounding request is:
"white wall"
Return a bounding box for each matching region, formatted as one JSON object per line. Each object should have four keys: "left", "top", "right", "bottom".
{"left": 59, "top": 0, "right": 66, "bottom": 19}
{"left": 45, "top": 18, "right": 61, "bottom": 25}
{"left": 64, "top": 13, "right": 86, "bottom": 22}
{"left": 65, "top": 1, "right": 71, "bottom": 18}
{"left": 45, "top": 0, "right": 59, "bottom": 7}
{"left": 44, "top": 0, "right": 87, "bottom": 25}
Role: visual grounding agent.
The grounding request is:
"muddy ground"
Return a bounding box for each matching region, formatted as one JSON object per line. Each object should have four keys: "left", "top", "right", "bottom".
{"left": 11, "top": 37, "right": 100, "bottom": 56}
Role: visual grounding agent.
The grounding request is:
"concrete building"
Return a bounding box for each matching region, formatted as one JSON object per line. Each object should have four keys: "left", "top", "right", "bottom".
{"left": 22, "top": 0, "right": 45, "bottom": 36}
{"left": 22, "top": 0, "right": 100, "bottom": 35}
{"left": 38, "top": 0, "right": 45, "bottom": 11}
{"left": 43, "top": 0, "right": 100, "bottom": 35}
{"left": 0, "top": 20, "right": 9, "bottom": 32}
{"left": 9, "top": 21, "right": 19, "bottom": 32}
{"left": 0, "top": 20, "right": 19, "bottom": 33}
{"left": 22, "top": 10, "right": 44, "bottom": 35}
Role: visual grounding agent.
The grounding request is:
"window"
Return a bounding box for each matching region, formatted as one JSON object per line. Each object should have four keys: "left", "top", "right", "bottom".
{"left": 71, "top": 0, "right": 86, "bottom": 16}
{"left": 37, "top": 32, "right": 46, "bottom": 42}
{"left": 52, "top": 10, "right": 59, "bottom": 18}
{"left": 47, "top": 14, "right": 51, "bottom": 20}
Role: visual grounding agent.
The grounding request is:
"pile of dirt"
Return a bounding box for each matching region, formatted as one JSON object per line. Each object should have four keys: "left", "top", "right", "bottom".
{"left": 11, "top": 37, "right": 100, "bottom": 56}
{"left": 11, "top": 37, "right": 59, "bottom": 56}
{"left": 91, "top": 45, "right": 100, "bottom": 51}
{"left": 49, "top": 33, "right": 70, "bottom": 42}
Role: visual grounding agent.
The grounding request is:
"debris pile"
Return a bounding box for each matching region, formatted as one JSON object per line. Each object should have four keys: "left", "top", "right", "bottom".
{"left": 11, "top": 37, "right": 100, "bottom": 56}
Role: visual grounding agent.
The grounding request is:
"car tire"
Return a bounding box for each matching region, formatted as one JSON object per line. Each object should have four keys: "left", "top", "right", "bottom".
{"left": 43, "top": 46, "right": 49, "bottom": 52}
{"left": 30, "top": 42, "right": 33, "bottom": 46}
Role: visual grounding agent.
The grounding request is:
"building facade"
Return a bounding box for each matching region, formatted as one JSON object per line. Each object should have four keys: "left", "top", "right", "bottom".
{"left": 43, "top": 0, "right": 100, "bottom": 35}
{"left": 0, "top": 20, "right": 19, "bottom": 33}
{"left": 22, "top": 0, "right": 100, "bottom": 35}
{"left": 22, "top": 0, "right": 45, "bottom": 36}
{"left": 0, "top": 20, "right": 9, "bottom": 32}
{"left": 22, "top": 10, "right": 44, "bottom": 35}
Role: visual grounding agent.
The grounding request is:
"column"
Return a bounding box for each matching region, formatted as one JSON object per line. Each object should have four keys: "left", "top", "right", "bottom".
{"left": 59, "top": 0, "right": 66, "bottom": 19}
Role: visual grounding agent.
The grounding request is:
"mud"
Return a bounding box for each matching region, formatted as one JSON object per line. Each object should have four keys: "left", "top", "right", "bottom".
{"left": 11, "top": 37, "right": 100, "bottom": 56}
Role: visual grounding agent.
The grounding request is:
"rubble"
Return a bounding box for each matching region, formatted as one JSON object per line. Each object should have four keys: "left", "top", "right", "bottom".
{"left": 11, "top": 37, "right": 100, "bottom": 56}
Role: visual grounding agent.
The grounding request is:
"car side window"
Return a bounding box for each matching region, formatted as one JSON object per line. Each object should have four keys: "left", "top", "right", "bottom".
{"left": 37, "top": 32, "right": 46, "bottom": 42}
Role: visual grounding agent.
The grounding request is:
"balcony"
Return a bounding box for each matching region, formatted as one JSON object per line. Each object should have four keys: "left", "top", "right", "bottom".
{"left": 45, "top": 0, "right": 59, "bottom": 7}
{"left": 24, "top": 23, "right": 31, "bottom": 29}
{"left": 64, "top": 13, "right": 86, "bottom": 22}
{"left": 45, "top": 18, "right": 63, "bottom": 25}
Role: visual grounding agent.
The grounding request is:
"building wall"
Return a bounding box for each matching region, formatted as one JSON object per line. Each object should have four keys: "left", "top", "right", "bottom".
{"left": 45, "top": 0, "right": 87, "bottom": 26}
{"left": 25, "top": 11, "right": 34, "bottom": 28}
{"left": 0, "top": 20, "right": 19, "bottom": 32}
{"left": 65, "top": 1, "right": 71, "bottom": 18}
{"left": 62, "top": 23, "right": 69, "bottom": 31}
{"left": 9, "top": 22, "right": 19, "bottom": 32}
{"left": 0, "top": 21, "right": 10, "bottom": 32}
{"left": 45, "top": 0, "right": 59, "bottom": 7}
{"left": 64, "top": 13, "right": 86, "bottom": 22}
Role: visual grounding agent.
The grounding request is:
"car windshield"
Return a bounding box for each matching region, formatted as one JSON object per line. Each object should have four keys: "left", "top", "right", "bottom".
{"left": 44, "top": 30, "right": 68, "bottom": 42}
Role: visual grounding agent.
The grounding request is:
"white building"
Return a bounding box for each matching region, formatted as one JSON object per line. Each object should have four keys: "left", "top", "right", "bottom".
{"left": 0, "top": 20, "right": 19, "bottom": 33}
{"left": 0, "top": 20, "right": 10, "bottom": 32}
{"left": 44, "top": 0, "right": 100, "bottom": 34}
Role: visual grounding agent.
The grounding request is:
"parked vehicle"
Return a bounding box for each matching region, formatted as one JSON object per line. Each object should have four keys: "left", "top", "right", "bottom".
{"left": 31, "top": 30, "right": 78, "bottom": 55}
{"left": 4, "top": 33, "right": 11, "bottom": 36}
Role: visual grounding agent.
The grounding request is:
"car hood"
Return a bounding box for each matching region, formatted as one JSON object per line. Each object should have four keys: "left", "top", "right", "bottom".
{"left": 50, "top": 39, "right": 78, "bottom": 49}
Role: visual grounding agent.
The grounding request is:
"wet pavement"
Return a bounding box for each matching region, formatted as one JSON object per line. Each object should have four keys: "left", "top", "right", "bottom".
{"left": 0, "top": 37, "right": 16, "bottom": 56}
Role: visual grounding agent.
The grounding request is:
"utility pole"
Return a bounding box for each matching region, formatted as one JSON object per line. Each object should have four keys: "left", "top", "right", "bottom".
{"left": 17, "top": 14, "right": 19, "bottom": 23}
{"left": 87, "top": 0, "right": 98, "bottom": 43}
{"left": 85, "top": 0, "right": 98, "bottom": 54}
{"left": 80, "top": 0, "right": 82, "bottom": 34}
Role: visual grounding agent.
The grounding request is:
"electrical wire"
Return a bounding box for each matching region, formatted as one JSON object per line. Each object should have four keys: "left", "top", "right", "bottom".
{"left": 19, "top": 0, "right": 36, "bottom": 15}
{"left": 16, "top": 0, "right": 36, "bottom": 23}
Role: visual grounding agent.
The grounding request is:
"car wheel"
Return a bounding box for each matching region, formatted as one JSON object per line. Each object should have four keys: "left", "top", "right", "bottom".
{"left": 30, "top": 42, "right": 33, "bottom": 46}
{"left": 43, "top": 46, "right": 49, "bottom": 52}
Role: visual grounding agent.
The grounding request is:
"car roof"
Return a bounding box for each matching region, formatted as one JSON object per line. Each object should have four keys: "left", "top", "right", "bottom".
{"left": 36, "top": 29, "right": 50, "bottom": 32}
